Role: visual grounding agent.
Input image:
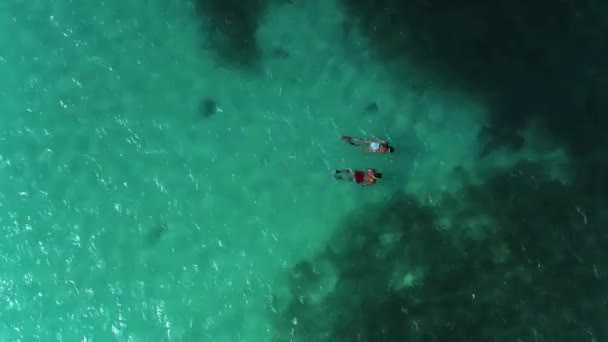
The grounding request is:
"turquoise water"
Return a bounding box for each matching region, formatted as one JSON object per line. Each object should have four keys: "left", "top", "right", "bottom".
{"left": 0, "top": 1, "right": 570, "bottom": 341}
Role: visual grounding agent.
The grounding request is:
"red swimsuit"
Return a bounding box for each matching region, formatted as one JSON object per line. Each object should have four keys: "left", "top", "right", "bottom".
{"left": 354, "top": 171, "right": 366, "bottom": 183}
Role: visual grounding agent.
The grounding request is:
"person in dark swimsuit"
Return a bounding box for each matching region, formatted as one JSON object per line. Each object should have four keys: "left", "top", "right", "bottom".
{"left": 334, "top": 168, "right": 382, "bottom": 186}
{"left": 341, "top": 136, "right": 394, "bottom": 153}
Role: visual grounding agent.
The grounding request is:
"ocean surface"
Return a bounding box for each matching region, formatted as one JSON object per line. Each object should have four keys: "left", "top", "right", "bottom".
{"left": 1, "top": 0, "right": 606, "bottom": 341}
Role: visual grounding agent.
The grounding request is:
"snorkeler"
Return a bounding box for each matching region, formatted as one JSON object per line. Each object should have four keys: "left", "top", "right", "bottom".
{"left": 334, "top": 169, "right": 382, "bottom": 186}
{"left": 341, "top": 136, "right": 394, "bottom": 153}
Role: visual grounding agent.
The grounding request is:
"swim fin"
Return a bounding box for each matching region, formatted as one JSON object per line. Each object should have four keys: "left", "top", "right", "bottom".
{"left": 341, "top": 136, "right": 355, "bottom": 145}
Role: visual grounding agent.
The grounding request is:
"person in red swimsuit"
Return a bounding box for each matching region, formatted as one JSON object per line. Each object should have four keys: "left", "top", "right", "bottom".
{"left": 334, "top": 168, "right": 382, "bottom": 186}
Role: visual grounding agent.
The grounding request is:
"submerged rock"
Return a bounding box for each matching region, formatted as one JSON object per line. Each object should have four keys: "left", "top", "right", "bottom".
{"left": 194, "top": 0, "right": 268, "bottom": 68}
{"left": 199, "top": 98, "right": 222, "bottom": 118}
{"left": 364, "top": 101, "right": 379, "bottom": 113}
{"left": 147, "top": 222, "right": 168, "bottom": 243}
{"left": 270, "top": 47, "right": 290, "bottom": 59}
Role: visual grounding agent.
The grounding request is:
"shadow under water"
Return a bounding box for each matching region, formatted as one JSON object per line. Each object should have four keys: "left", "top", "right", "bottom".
{"left": 194, "top": 0, "right": 269, "bottom": 69}
{"left": 339, "top": 0, "right": 608, "bottom": 161}
{"left": 271, "top": 161, "right": 608, "bottom": 341}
